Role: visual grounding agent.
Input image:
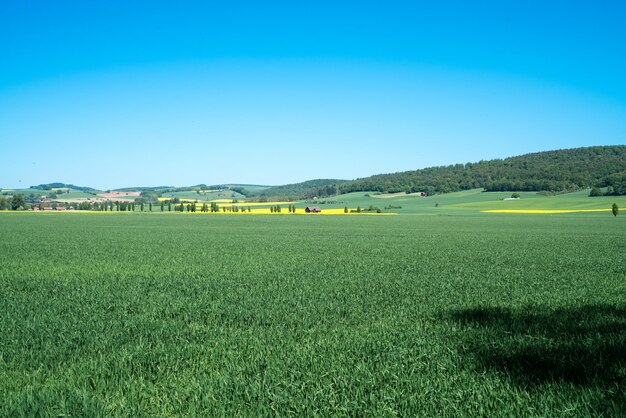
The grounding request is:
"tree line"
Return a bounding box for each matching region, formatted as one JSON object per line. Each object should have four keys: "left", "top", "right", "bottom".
{"left": 304, "top": 146, "right": 626, "bottom": 197}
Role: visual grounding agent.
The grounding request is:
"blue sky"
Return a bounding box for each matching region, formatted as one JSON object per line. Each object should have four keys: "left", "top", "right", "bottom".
{"left": 1, "top": 1, "right": 625, "bottom": 189}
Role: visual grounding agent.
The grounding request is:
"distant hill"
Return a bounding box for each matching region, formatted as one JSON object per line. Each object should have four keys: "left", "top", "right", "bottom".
{"left": 113, "top": 184, "right": 270, "bottom": 193}
{"left": 207, "top": 184, "right": 271, "bottom": 196}
{"left": 259, "top": 179, "right": 350, "bottom": 198}
{"left": 113, "top": 186, "right": 175, "bottom": 192}
{"left": 208, "top": 184, "right": 271, "bottom": 188}
{"left": 308, "top": 146, "right": 626, "bottom": 197}
{"left": 24, "top": 146, "right": 626, "bottom": 199}
{"left": 30, "top": 183, "right": 97, "bottom": 192}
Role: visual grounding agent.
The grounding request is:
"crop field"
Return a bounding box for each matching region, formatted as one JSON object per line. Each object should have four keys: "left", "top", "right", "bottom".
{"left": 319, "top": 189, "right": 626, "bottom": 215}
{"left": 159, "top": 190, "right": 247, "bottom": 202}
{"left": 0, "top": 212, "right": 624, "bottom": 416}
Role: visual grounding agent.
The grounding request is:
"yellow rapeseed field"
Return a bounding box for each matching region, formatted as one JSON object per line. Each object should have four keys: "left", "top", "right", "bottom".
{"left": 157, "top": 198, "right": 205, "bottom": 202}
{"left": 22, "top": 207, "right": 396, "bottom": 216}
{"left": 226, "top": 201, "right": 292, "bottom": 206}
{"left": 158, "top": 199, "right": 303, "bottom": 206}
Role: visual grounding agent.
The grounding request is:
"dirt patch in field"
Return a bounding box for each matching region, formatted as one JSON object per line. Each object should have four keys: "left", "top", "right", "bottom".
{"left": 97, "top": 191, "right": 141, "bottom": 199}
{"left": 371, "top": 192, "right": 427, "bottom": 198}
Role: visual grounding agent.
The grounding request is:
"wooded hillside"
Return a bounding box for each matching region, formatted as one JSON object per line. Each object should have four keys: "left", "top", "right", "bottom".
{"left": 311, "top": 146, "right": 626, "bottom": 196}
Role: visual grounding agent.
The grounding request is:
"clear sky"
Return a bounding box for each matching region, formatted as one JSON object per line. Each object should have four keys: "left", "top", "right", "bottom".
{"left": 1, "top": 1, "right": 625, "bottom": 189}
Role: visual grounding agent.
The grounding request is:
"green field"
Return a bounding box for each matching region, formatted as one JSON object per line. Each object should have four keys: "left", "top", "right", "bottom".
{"left": 313, "top": 189, "right": 626, "bottom": 214}
{"left": 160, "top": 189, "right": 247, "bottom": 202}
{"left": 1, "top": 188, "right": 101, "bottom": 200}
{"left": 159, "top": 185, "right": 270, "bottom": 202}
{"left": 0, "top": 211, "right": 624, "bottom": 416}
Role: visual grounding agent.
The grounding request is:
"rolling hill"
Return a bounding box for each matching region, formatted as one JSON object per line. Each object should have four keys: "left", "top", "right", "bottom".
{"left": 258, "top": 179, "right": 350, "bottom": 198}
{"left": 305, "top": 145, "right": 626, "bottom": 197}
{"left": 18, "top": 146, "right": 626, "bottom": 200}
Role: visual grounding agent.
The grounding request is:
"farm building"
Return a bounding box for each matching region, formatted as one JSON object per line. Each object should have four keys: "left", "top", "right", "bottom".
{"left": 305, "top": 206, "right": 322, "bottom": 213}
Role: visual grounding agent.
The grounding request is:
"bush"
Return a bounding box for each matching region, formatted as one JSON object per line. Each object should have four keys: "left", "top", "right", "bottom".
{"left": 589, "top": 187, "right": 603, "bottom": 197}
{"left": 511, "top": 193, "right": 521, "bottom": 199}
{"left": 11, "top": 194, "right": 25, "bottom": 210}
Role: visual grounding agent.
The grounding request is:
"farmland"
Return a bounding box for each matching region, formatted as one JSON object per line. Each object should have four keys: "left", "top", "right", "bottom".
{"left": 0, "top": 212, "right": 624, "bottom": 416}
{"left": 318, "top": 189, "right": 626, "bottom": 214}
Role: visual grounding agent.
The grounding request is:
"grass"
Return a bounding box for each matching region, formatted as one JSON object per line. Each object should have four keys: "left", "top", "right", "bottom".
{"left": 160, "top": 190, "right": 247, "bottom": 202}
{"left": 317, "top": 189, "right": 626, "bottom": 214}
{"left": 0, "top": 212, "right": 624, "bottom": 416}
{"left": 0, "top": 188, "right": 100, "bottom": 200}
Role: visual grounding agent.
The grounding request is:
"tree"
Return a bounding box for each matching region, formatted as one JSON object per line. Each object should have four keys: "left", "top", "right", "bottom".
{"left": 140, "top": 202, "right": 144, "bottom": 212}
{"left": 161, "top": 201, "right": 164, "bottom": 211}
{"left": 356, "top": 206, "right": 361, "bottom": 213}
{"left": 589, "top": 187, "right": 603, "bottom": 197}
{"left": 612, "top": 203, "right": 619, "bottom": 217}
{"left": 0, "top": 196, "right": 8, "bottom": 210}
{"left": 511, "top": 192, "right": 521, "bottom": 199}
{"left": 168, "top": 202, "right": 172, "bottom": 212}
{"left": 149, "top": 203, "right": 152, "bottom": 212}
{"left": 11, "top": 194, "right": 25, "bottom": 210}
{"left": 344, "top": 206, "right": 348, "bottom": 213}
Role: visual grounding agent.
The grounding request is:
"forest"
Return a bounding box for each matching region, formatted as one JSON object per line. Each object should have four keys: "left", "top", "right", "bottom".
{"left": 304, "top": 146, "right": 626, "bottom": 197}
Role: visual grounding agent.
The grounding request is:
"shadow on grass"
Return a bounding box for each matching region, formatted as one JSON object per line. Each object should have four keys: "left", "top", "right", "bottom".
{"left": 448, "top": 305, "right": 626, "bottom": 389}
